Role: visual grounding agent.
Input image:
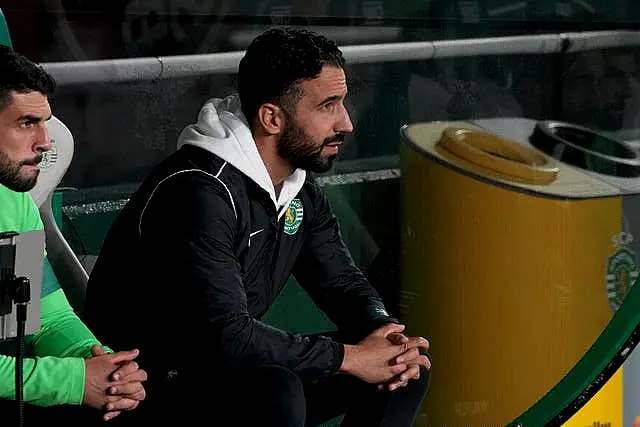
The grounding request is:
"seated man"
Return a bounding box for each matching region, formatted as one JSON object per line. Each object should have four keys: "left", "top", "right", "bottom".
{"left": 0, "top": 45, "right": 147, "bottom": 426}
{"left": 84, "top": 28, "right": 431, "bottom": 426}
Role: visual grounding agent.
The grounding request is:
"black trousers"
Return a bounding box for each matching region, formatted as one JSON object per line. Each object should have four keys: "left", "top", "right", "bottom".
{"left": 117, "top": 359, "right": 430, "bottom": 427}
{"left": 0, "top": 361, "right": 430, "bottom": 427}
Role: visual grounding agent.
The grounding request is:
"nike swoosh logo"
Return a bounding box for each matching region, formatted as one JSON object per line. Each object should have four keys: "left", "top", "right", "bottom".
{"left": 248, "top": 229, "right": 264, "bottom": 248}
{"left": 250, "top": 229, "right": 264, "bottom": 237}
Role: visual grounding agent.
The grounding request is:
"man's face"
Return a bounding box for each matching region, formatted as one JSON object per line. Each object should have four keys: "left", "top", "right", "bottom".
{"left": 0, "top": 91, "right": 52, "bottom": 192}
{"left": 278, "top": 65, "right": 353, "bottom": 173}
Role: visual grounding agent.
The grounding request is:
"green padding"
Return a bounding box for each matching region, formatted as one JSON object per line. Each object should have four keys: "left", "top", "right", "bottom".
{"left": 261, "top": 278, "right": 336, "bottom": 334}
{"left": 0, "top": 9, "right": 12, "bottom": 47}
{"left": 507, "top": 277, "right": 640, "bottom": 426}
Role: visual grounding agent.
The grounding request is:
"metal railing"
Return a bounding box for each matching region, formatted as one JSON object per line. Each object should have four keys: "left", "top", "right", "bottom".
{"left": 41, "top": 30, "right": 640, "bottom": 85}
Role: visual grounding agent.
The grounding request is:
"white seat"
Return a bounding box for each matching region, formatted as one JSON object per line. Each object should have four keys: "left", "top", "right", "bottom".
{"left": 30, "top": 116, "right": 88, "bottom": 313}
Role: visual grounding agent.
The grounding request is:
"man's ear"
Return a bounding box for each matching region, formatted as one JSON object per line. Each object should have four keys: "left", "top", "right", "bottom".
{"left": 257, "top": 103, "right": 285, "bottom": 136}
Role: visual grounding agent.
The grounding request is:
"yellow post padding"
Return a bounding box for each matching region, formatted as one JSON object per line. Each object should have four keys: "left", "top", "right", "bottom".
{"left": 438, "top": 127, "right": 559, "bottom": 185}
{"left": 401, "top": 122, "right": 621, "bottom": 426}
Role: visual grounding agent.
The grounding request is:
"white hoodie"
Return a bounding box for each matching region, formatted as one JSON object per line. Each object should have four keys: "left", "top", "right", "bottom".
{"left": 177, "top": 94, "right": 306, "bottom": 219}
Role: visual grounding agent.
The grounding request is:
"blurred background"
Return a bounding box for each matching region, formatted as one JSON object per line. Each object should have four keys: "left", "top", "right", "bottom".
{"left": 4, "top": 2, "right": 640, "bottom": 425}
{"left": 5, "top": 0, "right": 640, "bottom": 329}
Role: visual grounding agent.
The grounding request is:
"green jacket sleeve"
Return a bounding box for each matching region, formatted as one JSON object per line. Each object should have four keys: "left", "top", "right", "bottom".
{"left": 32, "top": 263, "right": 114, "bottom": 355}
{"left": 0, "top": 352, "right": 85, "bottom": 406}
{"left": 0, "top": 288, "right": 111, "bottom": 407}
{"left": 28, "top": 288, "right": 103, "bottom": 360}
{"left": 0, "top": 288, "right": 91, "bottom": 406}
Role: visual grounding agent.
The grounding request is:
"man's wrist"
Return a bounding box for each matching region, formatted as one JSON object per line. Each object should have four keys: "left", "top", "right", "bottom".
{"left": 340, "top": 344, "right": 357, "bottom": 374}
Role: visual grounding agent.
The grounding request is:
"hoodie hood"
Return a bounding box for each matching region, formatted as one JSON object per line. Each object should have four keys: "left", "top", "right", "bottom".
{"left": 177, "top": 94, "right": 306, "bottom": 217}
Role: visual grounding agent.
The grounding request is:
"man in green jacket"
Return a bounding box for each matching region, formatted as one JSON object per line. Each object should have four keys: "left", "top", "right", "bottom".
{"left": 0, "top": 44, "right": 147, "bottom": 425}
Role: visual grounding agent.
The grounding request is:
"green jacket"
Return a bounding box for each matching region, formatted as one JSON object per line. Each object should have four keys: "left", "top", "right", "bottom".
{"left": 0, "top": 184, "right": 105, "bottom": 406}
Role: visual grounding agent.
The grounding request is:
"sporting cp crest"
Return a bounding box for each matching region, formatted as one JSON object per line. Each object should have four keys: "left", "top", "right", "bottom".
{"left": 606, "top": 232, "right": 639, "bottom": 312}
{"left": 40, "top": 137, "right": 58, "bottom": 170}
{"left": 283, "top": 199, "right": 303, "bottom": 235}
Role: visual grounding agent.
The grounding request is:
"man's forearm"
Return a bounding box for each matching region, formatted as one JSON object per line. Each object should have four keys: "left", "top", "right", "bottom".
{"left": 28, "top": 289, "right": 104, "bottom": 359}
{"left": 0, "top": 354, "right": 85, "bottom": 406}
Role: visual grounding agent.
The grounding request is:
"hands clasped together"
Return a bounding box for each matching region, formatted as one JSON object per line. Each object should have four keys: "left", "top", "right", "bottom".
{"left": 342, "top": 323, "right": 431, "bottom": 392}
{"left": 80, "top": 323, "right": 426, "bottom": 421}
{"left": 83, "top": 345, "right": 148, "bottom": 421}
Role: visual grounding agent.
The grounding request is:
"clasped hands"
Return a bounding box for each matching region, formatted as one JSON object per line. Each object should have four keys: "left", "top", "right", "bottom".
{"left": 83, "top": 345, "right": 148, "bottom": 421}
{"left": 382, "top": 324, "right": 431, "bottom": 391}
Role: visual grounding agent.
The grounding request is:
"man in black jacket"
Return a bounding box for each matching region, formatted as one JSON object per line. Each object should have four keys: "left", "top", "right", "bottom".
{"left": 83, "top": 28, "right": 431, "bottom": 426}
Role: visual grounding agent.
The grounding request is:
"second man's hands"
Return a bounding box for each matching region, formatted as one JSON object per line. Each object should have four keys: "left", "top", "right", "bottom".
{"left": 340, "top": 323, "right": 429, "bottom": 387}
{"left": 384, "top": 328, "right": 431, "bottom": 391}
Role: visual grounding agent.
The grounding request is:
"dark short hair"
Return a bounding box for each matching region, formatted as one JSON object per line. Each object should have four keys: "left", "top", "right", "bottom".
{"left": 0, "top": 44, "right": 56, "bottom": 111}
{"left": 237, "top": 28, "right": 345, "bottom": 122}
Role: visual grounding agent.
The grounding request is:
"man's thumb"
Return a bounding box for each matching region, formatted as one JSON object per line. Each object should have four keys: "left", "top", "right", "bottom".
{"left": 378, "top": 323, "right": 405, "bottom": 336}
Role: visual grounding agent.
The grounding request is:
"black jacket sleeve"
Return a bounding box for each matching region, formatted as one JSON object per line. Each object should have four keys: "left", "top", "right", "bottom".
{"left": 141, "top": 173, "right": 343, "bottom": 382}
{"left": 291, "top": 179, "right": 398, "bottom": 343}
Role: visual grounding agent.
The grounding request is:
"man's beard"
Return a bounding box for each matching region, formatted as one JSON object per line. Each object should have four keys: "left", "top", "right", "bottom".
{"left": 277, "top": 119, "right": 345, "bottom": 173}
{"left": 0, "top": 151, "right": 42, "bottom": 192}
